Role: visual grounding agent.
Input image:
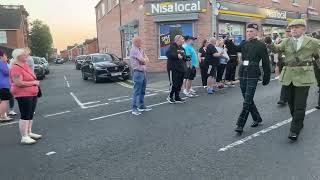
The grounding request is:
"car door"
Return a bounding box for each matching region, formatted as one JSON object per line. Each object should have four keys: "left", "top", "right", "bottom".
{"left": 82, "top": 56, "right": 91, "bottom": 76}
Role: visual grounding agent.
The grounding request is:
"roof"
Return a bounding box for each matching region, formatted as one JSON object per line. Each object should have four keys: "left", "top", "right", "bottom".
{"left": 0, "top": 6, "right": 22, "bottom": 29}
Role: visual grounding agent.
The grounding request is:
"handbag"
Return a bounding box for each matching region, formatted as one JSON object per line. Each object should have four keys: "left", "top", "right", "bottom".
{"left": 14, "top": 64, "right": 42, "bottom": 98}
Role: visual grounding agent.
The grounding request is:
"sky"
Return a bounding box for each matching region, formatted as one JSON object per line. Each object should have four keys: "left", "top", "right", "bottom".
{"left": 1, "top": 0, "right": 99, "bottom": 51}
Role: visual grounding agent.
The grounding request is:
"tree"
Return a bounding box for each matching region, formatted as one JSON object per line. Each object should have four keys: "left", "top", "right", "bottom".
{"left": 29, "top": 20, "right": 53, "bottom": 57}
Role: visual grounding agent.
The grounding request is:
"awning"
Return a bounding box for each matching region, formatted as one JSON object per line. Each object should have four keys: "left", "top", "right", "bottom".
{"left": 154, "top": 13, "right": 199, "bottom": 22}
{"left": 261, "top": 19, "right": 288, "bottom": 26}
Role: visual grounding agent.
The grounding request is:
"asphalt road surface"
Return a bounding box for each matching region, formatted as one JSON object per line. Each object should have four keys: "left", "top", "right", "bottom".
{"left": 1, "top": 64, "right": 320, "bottom": 180}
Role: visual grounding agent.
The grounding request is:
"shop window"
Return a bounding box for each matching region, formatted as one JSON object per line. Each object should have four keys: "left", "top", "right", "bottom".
{"left": 263, "top": 26, "right": 285, "bottom": 40}
{"left": 218, "top": 22, "right": 244, "bottom": 45}
{"left": 0, "top": 31, "right": 7, "bottom": 44}
{"left": 159, "top": 23, "right": 193, "bottom": 58}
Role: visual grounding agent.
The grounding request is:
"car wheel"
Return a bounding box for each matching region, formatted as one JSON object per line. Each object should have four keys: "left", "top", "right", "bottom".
{"left": 122, "top": 75, "right": 130, "bottom": 81}
{"left": 82, "top": 70, "right": 88, "bottom": 80}
{"left": 93, "top": 73, "right": 100, "bottom": 83}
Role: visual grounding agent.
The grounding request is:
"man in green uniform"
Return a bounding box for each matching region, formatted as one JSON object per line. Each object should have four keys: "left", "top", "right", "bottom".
{"left": 234, "top": 24, "right": 271, "bottom": 134}
{"left": 269, "top": 19, "right": 320, "bottom": 141}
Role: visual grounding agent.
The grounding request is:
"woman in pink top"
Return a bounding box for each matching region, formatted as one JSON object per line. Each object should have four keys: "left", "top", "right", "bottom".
{"left": 10, "top": 49, "right": 42, "bottom": 145}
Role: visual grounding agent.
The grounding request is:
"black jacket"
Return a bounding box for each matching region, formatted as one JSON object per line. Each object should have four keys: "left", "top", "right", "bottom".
{"left": 166, "top": 42, "right": 187, "bottom": 72}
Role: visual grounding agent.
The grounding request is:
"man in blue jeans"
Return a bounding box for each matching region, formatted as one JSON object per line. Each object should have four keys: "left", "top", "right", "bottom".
{"left": 130, "top": 36, "right": 152, "bottom": 115}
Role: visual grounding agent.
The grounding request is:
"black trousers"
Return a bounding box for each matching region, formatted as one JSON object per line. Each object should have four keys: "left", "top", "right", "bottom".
{"left": 199, "top": 61, "right": 207, "bottom": 86}
{"left": 237, "top": 66, "right": 262, "bottom": 127}
{"left": 217, "top": 64, "right": 227, "bottom": 82}
{"left": 286, "top": 84, "right": 310, "bottom": 134}
{"left": 225, "top": 62, "right": 237, "bottom": 81}
{"left": 279, "top": 85, "right": 289, "bottom": 102}
{"left": 168, "top": 69, "right": 184, "bottom": 99}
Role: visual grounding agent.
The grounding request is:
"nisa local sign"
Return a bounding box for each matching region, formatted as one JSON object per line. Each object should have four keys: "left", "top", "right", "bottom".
{"left": 266, "top": 9, "right": 287, "bottom": 20}
{"left": 145, "top": 0, "right": 207, "bottom": 16}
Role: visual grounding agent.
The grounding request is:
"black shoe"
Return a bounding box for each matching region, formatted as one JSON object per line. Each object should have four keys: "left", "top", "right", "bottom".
{"left": 288, "top": 132, "right": 299, "bottom": 141}
{"left": 175, "top": 98, "right": 186, "bottom": 103}
{"left": 251, "top": 121, "right": 261, "bottom": 128}
{"left": 234, "top": 126, "right": 243, "bottom": 133}
{"left": 316, "top": 105, "right": 320, "bottom": 110}
{"left": 277, "top": 100, "right": 286, "bottom": 106}
{"left": 167, "top": 96, "right": 176, "bottom": 104}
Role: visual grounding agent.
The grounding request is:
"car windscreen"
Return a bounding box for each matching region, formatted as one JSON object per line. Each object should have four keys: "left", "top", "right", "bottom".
{"left": 92, "top": 54, "right": 112, "bottom": 63}
{"left": 33, "top": 58, "right": 41, "bottom": 64}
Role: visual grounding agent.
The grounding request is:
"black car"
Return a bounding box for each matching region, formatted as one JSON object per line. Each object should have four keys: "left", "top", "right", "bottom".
{"left": 75, "top": 55, "right": 86, "bottom": 70}
{"left": 32, "top": 57, "right": 46, "bottom": 80}
{"left": 81, "top": 53, "right": 130, "bottom": 83}
{"left": 54, "top": 58, "right": 64, "bottom": 64}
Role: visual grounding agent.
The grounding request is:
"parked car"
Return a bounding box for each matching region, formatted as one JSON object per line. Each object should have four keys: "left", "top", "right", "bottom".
{"left": 81, "top": 53, "right": 130, "bottom": 83}
{"left": 32, "top": 56, "right": 46, "bottom": 80}
{"left": 75, "top": 55, "right": 86, "bottom": 70}
{"left": 54, "top": 58, "right": 64, "bottom": 64}
{"left": 40, "top": 57, "right": 50, "bottom": 74}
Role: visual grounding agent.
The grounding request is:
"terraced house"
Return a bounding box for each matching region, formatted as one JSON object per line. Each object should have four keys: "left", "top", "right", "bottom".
{"left": 95, "top": 0, "right": 320, "bottom": 72}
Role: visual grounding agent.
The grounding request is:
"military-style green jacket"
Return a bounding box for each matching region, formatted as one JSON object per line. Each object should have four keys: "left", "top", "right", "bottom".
{"left": 273, "top": 36, "right": 320, "bottom": 86}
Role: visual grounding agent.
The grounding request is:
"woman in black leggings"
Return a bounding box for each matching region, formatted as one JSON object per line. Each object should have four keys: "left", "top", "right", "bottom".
{"left": 198, "top": 39, "right": 209, "bottom": 88}
{"left": 224, "top": 39, "right": 238, "bottom": 87}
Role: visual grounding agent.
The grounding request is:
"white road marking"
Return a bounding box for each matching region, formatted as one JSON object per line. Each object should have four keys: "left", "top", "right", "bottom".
{"left": 46, "top": 151, "right": 56, "bottom": 156}
{"left": 44, "top": 111, "right": 71, "bottom": 117}
{"left": 218, "top": 108, "right": 318, "bottom": 152}
{"left": 82, "top": 101, "right": 101, "bottom": 105}
{"left": 83, "top": 103, "right": 109, "bottom": 109}
{"left": 66, "top": 81, "right": 70, "bottom": 88}
{"left": 64, "top": 75, "right": 67, "bottom": 81}
{"left": 114, "top": 93, "right": 158, "bottom": 103}
{"left": 117, "top": 82, "right": 133, "bottom": 89}
{"left": 0, "top": 121, "right": 18, "bottom": 127}
{"left": 90, "top": 98, "right": 188, "bottom": 121}
{"left": 70, "top": 92, "right": 85, "bottom": 108}
{"left": 108, "top": 96, "right": 130, "bottom": 101}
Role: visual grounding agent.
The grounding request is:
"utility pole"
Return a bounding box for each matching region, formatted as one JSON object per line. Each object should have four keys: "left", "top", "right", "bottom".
{"left": 211, "top": 0, "right": 217, "bottom": 38}
{"left": 119, "top": 0, "right": 123, "bottom": 58}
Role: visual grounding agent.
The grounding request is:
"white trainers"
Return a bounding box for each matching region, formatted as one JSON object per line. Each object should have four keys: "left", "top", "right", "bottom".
{"left": 190, "top": 89, "right": 196, "bottom": 94}
{"left": 185, "top": 93, "right": 194, "bottom": 98}
{"left": 29, "top": 133, "right": 42, "bottom": 140}
{"left": 21, "top": 136, "right": 37, "bottom": 145}
{"left": 9, "top": 110, "right": 17, "bottom": 116}
{"left": 183, "top": 89, "right": 188, "bottom": 95}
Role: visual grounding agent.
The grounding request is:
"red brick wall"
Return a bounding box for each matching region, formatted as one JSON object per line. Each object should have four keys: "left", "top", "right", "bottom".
{"left": 87, "top": 39, "right": 98, "bottom": 54}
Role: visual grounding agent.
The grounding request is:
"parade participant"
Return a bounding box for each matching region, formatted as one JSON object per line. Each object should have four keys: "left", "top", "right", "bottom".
{"left": 130, "top": 36, "right": 152, "bottom": 116}
{"left": 182, "top": 36, "right": 198, "bottom": 97}
{"left": 198, "top": 39, "right": 208, "bottom": 88}
{"left": 166, "top": 35, "right": 187, "bottom": 103}
{"left": 234, "top": 24, "right": 271, "bottom": 134}
{"left": 268, "top": 19, "right": 320, "bottom": 141}
{"left": 204, "top": 37, "right": 224, "bottom": 94}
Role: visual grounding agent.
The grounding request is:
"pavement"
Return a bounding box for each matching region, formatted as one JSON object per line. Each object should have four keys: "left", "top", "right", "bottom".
{"left": 0, "top": 64, "right": 320, "bottom": 180}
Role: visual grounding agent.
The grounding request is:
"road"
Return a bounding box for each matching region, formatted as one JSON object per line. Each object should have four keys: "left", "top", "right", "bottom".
{"left": 0, "top": 64, "right": 320, "bottom": 180}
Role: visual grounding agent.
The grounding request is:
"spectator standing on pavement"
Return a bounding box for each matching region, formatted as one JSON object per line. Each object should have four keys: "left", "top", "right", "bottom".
{"left": 130, "top": 36, "right": 152, "bottom": 116}
{"left": 166, "top": 35, "right": 187, "bottom": 103}
{"left": 0, "top": 50, "right": 13, "bottom": 122}
{"left": 198, "top": 39, "right": 208, "bottom": 88}
{"left": 204, "top": 37, "right": 224, "bottom": 94}
{"left": 311, "top": 32, "right": 320, "bottom": 110}
{"left": 10, "top": 49, "right": 42, "bottom": 145}
{"left": 224, "top": 39, "right": 238, "bottom": 87}
{"left": 216, "top": 39, "right": 230, "bottom": 87}
{"left": 268, "top": 19, "right": 320, "bottom": 141}
{"left": 234, "top": 24, "right": 271, "bottom": 134}
{"left": 7, "top": 58, "right": 17, "bottom": 116}
{"left": 182, "top": 35, "right": 199, "bottom": 97}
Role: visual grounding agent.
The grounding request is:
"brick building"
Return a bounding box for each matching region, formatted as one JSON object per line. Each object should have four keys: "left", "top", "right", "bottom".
{"left": 0, "top": 5, "right": 29, "bottom": 49}
{"left": 95, "top": 0, "right": 320, "bottom": 72}
{"left": 83, "top": 38, "right": 98, "bottom": 55}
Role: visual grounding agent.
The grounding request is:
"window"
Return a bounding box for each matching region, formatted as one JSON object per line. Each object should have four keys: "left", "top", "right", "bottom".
{"left": 93, "top": 54, "right": 112, "bottom": 63}
{"left": 122, "top": 26, "right": 139, "bottom": 58}
{"left": 97, "top": 8, "right": 101, "bottom": 19}
{"left": 101, "top": 3, "right": 105, "bottom": 16}
{"left": 292, "top": 0, "right": 299, "bottom": 4}
{"left": 0, "top": 31, "right": 7, "bottom": 44}
{"left": 309, "top": 0, "right": 315, "bottom": 7}
{"left": 159, "top": 23, "right": 193, "bottom": 58}
{"left": 218, "top": 22, "right": 244, "bottom": 45}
